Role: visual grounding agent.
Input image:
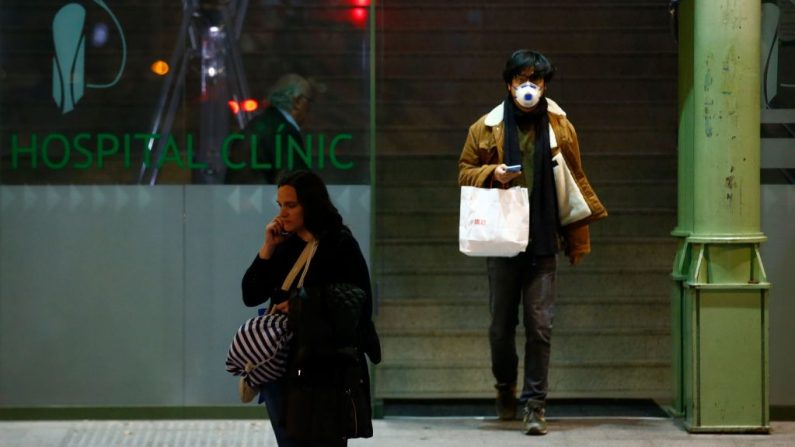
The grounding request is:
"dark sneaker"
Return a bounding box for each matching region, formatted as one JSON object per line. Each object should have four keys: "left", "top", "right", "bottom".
{"left": 495, "top": 383, "right": 517, "bottom": 420}
{"left": 523, "top": 403, "right": 548, "bottom": 435}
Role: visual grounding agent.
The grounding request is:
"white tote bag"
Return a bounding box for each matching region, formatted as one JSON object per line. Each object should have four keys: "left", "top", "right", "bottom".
{"left": 552, "top": 152, "right": 592, "bottom": 226}
{"left": 459, "top": 186, "right": 530, "bottom": 257}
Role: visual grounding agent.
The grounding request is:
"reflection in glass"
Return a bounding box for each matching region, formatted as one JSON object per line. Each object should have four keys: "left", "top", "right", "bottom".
{"left": 1, "top": 1, "right": 372, "bottom": 185}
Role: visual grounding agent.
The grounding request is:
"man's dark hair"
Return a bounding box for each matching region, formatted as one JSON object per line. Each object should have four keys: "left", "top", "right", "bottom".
{"left": 277, "top": 170, "right": 344, "bottom": 239}
{"left": 502, "top": 49, "right": 556, "bottom": 85}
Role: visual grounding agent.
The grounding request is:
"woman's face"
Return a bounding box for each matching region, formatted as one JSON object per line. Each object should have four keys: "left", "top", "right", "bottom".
{"left": 277, "top": 185, "right": 305, "bottom": 234}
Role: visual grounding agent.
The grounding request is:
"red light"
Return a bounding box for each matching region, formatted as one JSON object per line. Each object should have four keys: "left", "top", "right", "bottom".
{"left": 353, "top": 0, "right": 370, "bottom": 6}
{"left": 351, "top": 7, "right": 367, "bottom": 24}
{"left": 227, "top": 100, "right": 240, "bottom": 114}
{"left": 242, "top": 99, "right": 259, "bottom": 112}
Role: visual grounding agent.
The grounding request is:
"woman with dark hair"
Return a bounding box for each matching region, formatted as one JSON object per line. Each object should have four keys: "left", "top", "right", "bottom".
{"left": 458, "top": 49, "right": 606, "bottom": 436}
{"left": 240, "top": 170, "right": 380, "bottom": 447}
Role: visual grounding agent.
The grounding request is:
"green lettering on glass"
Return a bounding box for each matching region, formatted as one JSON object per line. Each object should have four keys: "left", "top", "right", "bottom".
{"left": 97, "top": 133, "right": 119, "bottom": 169}
{"left": 158, "top": 135, "right": 184, "bottom": 168}
{"left": 315, "top": 134, "right": 325, "bottom": 169}
{"left": 11, "top": 134, "right": 37, "bottom": 169}
{"left": 136, "top": 134, "right": 159, "bottom": 167}
{"left": 223, "top": 133, "right": 245, "bottom": 169}
{"left": 41, "top": 133, "right": 70, "bottom": 169}
{"left": 6, "top": 131, "right": 360, "bottom": 173}
{"left": 329, "top": 134, "right": 353, "bottom": 169}
{"left": 123, "top": 134, "right": 133, "bottom": 168}
{"left": 73, "top": 133, "right": 94, "bottom": 169}
{"left": 274, "top": 124, "right": 284, "bottom": 169}
{"left": 250, "top": 134, "right": 271, "bottom": 169}
{"left": 288, "top": 134, "right": 310, "bottom": 169}
{"left": 185, "top": 134, "right": 207, "bottom": 169}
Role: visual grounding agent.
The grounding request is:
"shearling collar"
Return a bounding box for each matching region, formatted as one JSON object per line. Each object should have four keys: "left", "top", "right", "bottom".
{"left": 484, "top": 98, "right": 565, "bottom": 149}
{"left": 483, "top": 97, "right": 566, "bottom": 127}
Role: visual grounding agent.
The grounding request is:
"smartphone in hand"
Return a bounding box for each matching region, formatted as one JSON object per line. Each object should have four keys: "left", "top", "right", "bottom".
{"left": 505, "top": 164, "right": 522, "bottom": 173}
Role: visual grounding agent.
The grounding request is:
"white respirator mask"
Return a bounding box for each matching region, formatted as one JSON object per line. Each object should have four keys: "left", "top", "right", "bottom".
{"left": 513, "top": 81, "right": 542, "bottom": 109}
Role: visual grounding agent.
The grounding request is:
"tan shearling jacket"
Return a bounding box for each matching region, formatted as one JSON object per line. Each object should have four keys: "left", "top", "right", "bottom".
{"left": 457, "top": 99, "right": 607, "bottom": 256}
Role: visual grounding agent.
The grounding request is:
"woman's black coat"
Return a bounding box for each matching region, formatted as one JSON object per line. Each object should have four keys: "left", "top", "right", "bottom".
{"left": 242, "top": 227, "right": 380, "bottom": 441}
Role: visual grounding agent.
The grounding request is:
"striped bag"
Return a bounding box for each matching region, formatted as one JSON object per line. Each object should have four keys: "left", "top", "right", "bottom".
{"left": 227, "top": 240, "right": 317, "bottom": 389}
{"left": 225, "top": 312, "right": 293, "bottom": 387}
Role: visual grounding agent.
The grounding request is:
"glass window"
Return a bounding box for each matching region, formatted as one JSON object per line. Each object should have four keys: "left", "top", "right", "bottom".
{"left": 1, "top": 0, "right": 373, "bottom": 185}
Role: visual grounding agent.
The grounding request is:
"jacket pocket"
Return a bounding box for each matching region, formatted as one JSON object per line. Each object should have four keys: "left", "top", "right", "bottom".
{"left": 476, "top": 139, "right": 498, "bottom": 164}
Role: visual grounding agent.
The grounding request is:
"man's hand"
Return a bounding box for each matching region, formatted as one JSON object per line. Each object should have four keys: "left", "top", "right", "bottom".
{"left": 494, "top": 164, "right": 523, "bottom": 185}
{"left": 568, "top": 253, "right": 584, "bottom": 266}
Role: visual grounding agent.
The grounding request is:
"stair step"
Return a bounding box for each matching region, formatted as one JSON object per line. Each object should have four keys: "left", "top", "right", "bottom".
{"left": 380, "top": 329, "right": 669, "bottom": 362}
{"left": 377, "top": 180, "right": 677, "bottom": 211}
{"left": 380, "top": 325, "right": 669, "bottom": 336}
{"left": 383, "top": 52, "right": 677, "bottom": 78}
{"left": 380, "top": 331, "right": 670, "bottom": 366}
{"left": 379, "top": 74, "right": 674, "bottom": 102}
{"left": 377, "top": 294, "right": 669, "bottom": 305}
{"left": 375, "top": 361, "right": 671, "bottom": 399}
{"left": 381, "top": 3, "right": 669, "bottom": 30}
{"left": 377, "top": 127, "right": 676, "bottom": 154}
{"left": 377, "top": 267, "right": 671, "bottom": 300}
{"left": 381, "top": 28, "right": 674, "bottom": 55}
{"left": 376, "top": 298, "right": 670, "bottom": 332}
{"left": 376, "top": 237, "right": 677, "bottom": 271}
{"left": 377, "top": 153, "right": 676, "bottom": 184}
{"left": 378, "top": 96, "right": 676, "bottom": 129}
{"left": 380, "top": 265, "right": 671, "bottom": 275}
{"left": 376, "top": 208, "right": 677, "bottom": 238}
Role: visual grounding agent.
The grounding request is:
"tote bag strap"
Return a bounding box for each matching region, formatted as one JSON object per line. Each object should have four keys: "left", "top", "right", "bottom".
{"left": 280, "top": 240, "right": 319, "bottom": 292}
{"left": 295, "top": 240, "right": 318, "bottom": 289}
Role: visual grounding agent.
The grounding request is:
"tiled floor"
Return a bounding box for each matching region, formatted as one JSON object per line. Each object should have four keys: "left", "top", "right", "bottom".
{"left": 1, "top": 418, "right": 794, "bottom": 447}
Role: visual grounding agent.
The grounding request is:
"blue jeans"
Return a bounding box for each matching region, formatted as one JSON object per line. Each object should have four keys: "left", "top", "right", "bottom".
{"left": 260, "top": 380, "right": 347, "bottom": 447}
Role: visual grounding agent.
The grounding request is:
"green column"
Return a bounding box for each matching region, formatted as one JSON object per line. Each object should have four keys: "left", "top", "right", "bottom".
{"left": 681, "top": 0, "right": 770, "bottom": 433}
{"left": 670, "top": 0, "right": 695, "bottom": 418}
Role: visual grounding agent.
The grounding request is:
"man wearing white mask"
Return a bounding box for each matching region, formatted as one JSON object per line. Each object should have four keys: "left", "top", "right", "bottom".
{"left": 458, "top": 50, "right": 607, "bottom": 435}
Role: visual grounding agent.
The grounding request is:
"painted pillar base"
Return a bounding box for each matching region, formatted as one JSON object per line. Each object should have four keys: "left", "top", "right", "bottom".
{"left": 669, "top": 232, "right": 691, "bottom": 418}
{"left": 681, "top": 239, "right": 769, "bottom": 433}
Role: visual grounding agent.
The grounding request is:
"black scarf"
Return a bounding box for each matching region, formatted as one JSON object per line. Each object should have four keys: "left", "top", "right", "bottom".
{"left": 502, "top": 95, "right": 559, "bottom": 256}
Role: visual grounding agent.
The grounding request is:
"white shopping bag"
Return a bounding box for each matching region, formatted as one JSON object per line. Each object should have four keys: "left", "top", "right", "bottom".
{"left": 459, "top": 186, "right": 530, "bottom": 257}
{"left": 552, "top": 152, "right": 592, "bottom": 226}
